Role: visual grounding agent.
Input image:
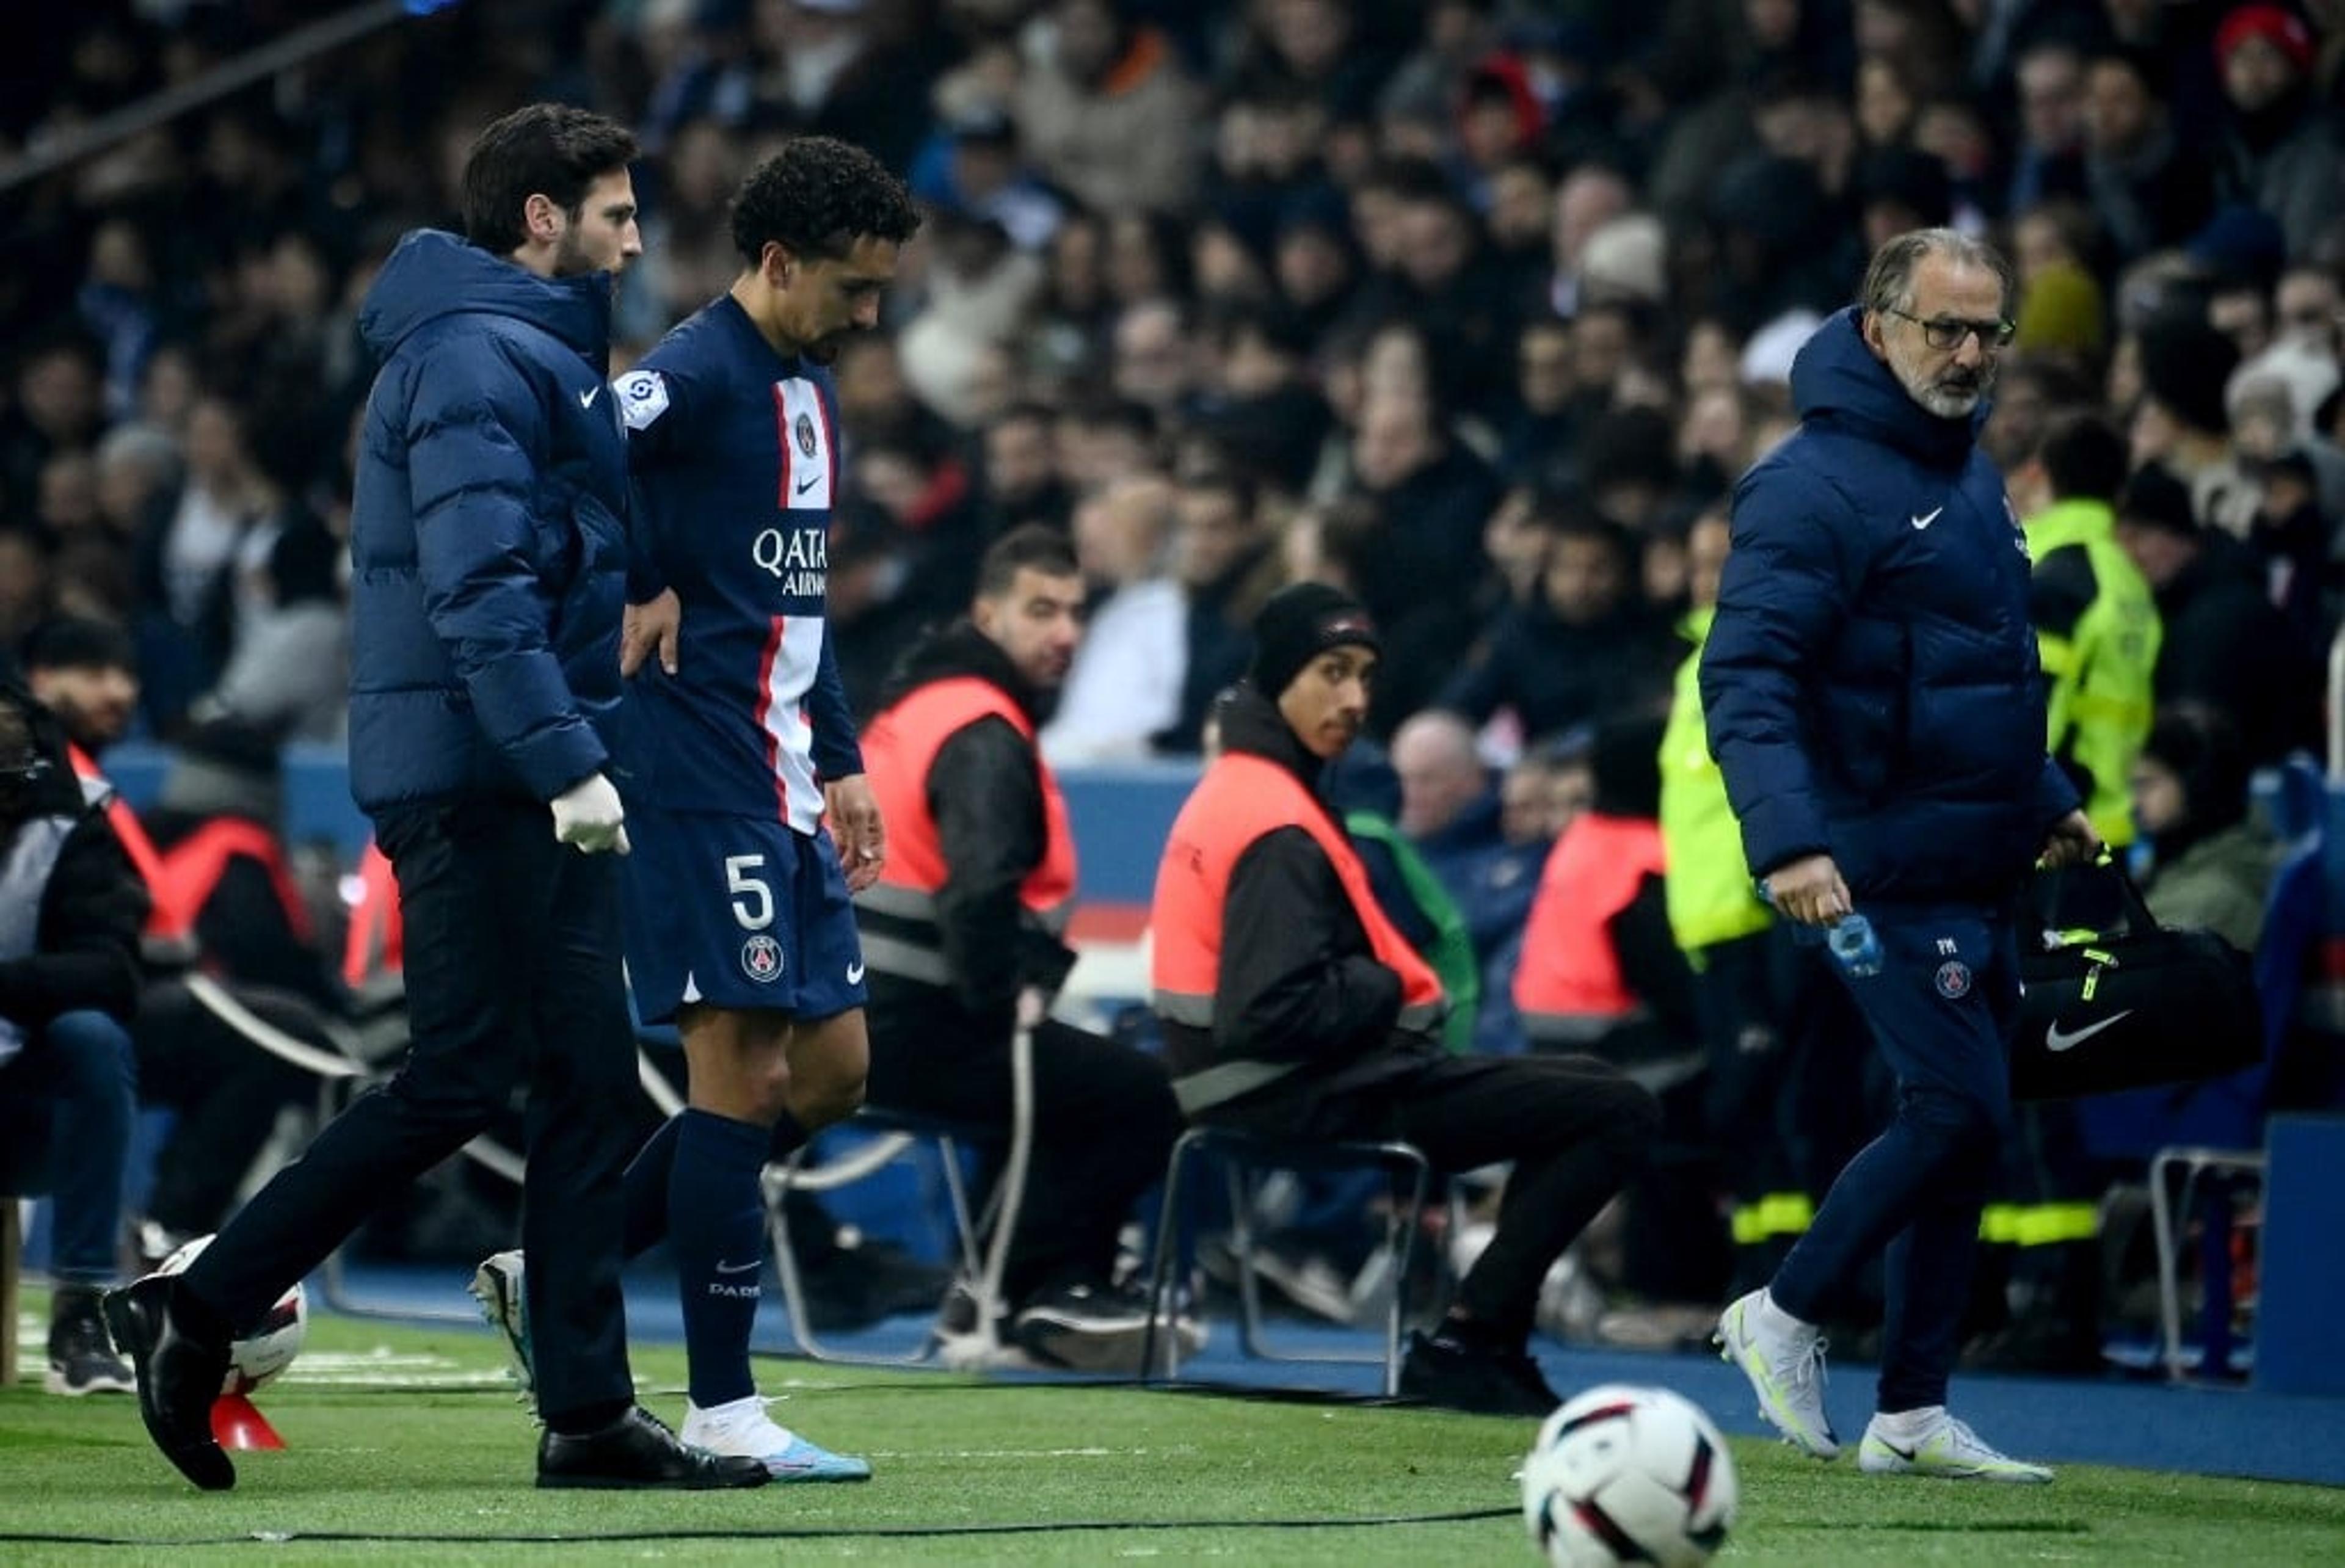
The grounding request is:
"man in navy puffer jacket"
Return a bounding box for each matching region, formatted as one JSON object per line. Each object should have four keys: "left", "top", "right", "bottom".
{"left": 104, "top": 104, "right": 766, "bottom": 1497}
{"left": 1703, "top": 230, "right": 2099, "bottom": 1483}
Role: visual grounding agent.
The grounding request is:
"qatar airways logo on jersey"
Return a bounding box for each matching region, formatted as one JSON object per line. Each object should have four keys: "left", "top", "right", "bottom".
{"left": 752, "top": 524, "right": 827, "bottom": 597}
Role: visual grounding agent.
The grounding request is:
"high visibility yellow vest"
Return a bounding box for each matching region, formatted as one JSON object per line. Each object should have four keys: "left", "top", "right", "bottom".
{"left": 1659, "top": 609, "right": 1772, "bottom": 953}
{"left": 2024, "top": 500, "right": 2162, "bottom": 847}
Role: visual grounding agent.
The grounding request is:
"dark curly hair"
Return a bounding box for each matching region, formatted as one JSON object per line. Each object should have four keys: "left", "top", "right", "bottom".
{"left": 730, "top": 136, "right": 921, "bottom": 266}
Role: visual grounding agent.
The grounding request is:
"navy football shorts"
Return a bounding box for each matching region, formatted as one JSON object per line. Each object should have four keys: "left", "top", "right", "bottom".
{"left": 621, "top": 808, "right": 868, "bottom": 1025}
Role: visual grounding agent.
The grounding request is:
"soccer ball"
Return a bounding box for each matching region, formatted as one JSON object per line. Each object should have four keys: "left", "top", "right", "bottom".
{"left": 153, "top": 1233, "right": 309, "bottom": 1394}
{"left": 1521, "top": 1384, "right": 1739, "bottom": 1567}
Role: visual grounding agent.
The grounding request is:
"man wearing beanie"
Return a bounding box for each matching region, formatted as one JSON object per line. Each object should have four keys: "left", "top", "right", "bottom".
{"left": 1150, "top": 581, "right": 1659, "bottom": 1416}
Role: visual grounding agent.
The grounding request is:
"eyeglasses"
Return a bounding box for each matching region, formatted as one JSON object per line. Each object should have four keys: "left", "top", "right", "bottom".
{"left": 1883, "top": 308, "right": 2016, "bottom": 351}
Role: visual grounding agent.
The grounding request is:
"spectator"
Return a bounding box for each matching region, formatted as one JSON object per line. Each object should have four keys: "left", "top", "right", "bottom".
{"left": 1159, "top": 468, "right": 1281, "bottom": 754}
{"left": 2129, "top": 703, "right": 2283, "bottom": 952}
{"left": 1016, "top": 0, "right": 1202, "bottom": 217}
{"left": 2082, "top": 48, "right": 2220, "bottom": 265}
{"left": 1042, "top": 474, "right": 1186, "bottom": 763}
{"left": 191, "top": 518, "right": 347, "bottom": 742}
{"left": 2114, "top": 462, "right": 2320, "bottom": 766}
{"left": 2211, "top": 4, "right": 2345, "bottom": 263}
{"left": 974, "top": 401, "right": 1074, "bottom": 538}
{"left": 1438, "top": 504, "right": 1675, "bottom": 746}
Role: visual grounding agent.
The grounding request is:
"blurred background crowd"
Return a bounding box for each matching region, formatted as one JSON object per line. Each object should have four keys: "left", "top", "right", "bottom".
{"left": 4, "top": 0, "right": 2340, "bottom": 1363}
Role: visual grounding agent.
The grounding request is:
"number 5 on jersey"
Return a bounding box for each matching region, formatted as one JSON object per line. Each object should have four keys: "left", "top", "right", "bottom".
{"left": 727, "top": 854, "right": 774, "bottom": 931}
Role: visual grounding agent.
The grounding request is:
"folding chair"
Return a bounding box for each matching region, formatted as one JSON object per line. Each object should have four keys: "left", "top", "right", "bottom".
{"left": 1140, "top": 1124, "right": 1436, "bottom": 1396}
{"left": 765, "top": 1025, "right": 1036, "bottom": 1367}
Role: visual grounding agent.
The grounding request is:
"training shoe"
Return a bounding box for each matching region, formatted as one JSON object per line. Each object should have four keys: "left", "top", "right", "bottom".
{"left": 536, "top": 1406, "right": 769, "bottom": 1490}
{"left": 46, "top": 1289, "right": 135, "bottom": 1396}
{"left": 681, "top": 1395, "right": 872, "bottom": 1483}
{"left": 101, "top": 1274, "right": 236, "bottom": 1491}
{"left": 1715, "top": 1288, "right": 1839, "bottom": 1459}
{"left": 1014, "top": 1279, "right": 1194, "bottom": 1374}
{"left": 1858, "top": 1411, "right": 2054, "bottom": 1483}
{"left": 469, "top": 1249, "right": 534, "bottom": 1409}
{"left": 1398, "top": 1329, "right": 1557, "bottom": 1418}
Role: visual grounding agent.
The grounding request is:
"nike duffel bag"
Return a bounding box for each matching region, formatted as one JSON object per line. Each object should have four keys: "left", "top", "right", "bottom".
{"left": 2010, "top": 855, "right": 2263, "bottom": 1102}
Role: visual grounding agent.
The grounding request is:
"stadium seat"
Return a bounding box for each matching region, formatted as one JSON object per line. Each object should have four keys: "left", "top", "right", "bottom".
{"left": 2125, "top": 842, "right": 2324, "bottom": 1379}
{"left": 763, "top": 1025, "right": 1035, "bottom": 1368}
{"left": 1138, "top": 1126, "right": 1436, "bottom": 1396}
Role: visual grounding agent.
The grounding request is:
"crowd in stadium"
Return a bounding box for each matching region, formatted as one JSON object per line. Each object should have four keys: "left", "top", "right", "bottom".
{"left": 4, "top": 0, "right": 2341, "bottom": 1385}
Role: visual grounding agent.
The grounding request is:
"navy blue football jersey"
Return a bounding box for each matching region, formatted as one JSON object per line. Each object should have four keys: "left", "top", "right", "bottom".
{"left": 612, "top": 295, "right": 862, "bottom": 828}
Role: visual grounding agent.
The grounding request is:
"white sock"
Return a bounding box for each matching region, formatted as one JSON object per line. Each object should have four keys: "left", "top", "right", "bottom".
{"left": 690, "top": 1393, "right": 791, "bottom": 1437}
{"left": 1872, "top": 1405, "right": 1945, "bottom": 1440}
{"left": 1754, "top": 1289, "right": 1813, "bottom": 1338}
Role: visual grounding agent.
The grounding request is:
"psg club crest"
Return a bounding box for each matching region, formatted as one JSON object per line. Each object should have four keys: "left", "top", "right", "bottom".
{"left": 1934, "top": 960, "right": 1972, "bottom": 1000}
{"left": 741, "top": 934, "right": 785, "bottom": 984}
{"left": 794, "top": 412, "right": 818, "bottom": 459}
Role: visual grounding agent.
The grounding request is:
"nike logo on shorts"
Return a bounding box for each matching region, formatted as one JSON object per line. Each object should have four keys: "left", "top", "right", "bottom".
{"left": 846, "top": 960, "right": 865, "bottom": 985}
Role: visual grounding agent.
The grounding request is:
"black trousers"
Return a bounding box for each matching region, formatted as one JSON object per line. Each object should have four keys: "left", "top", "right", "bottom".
{"left": 181, "top": 799, "right": 639, "bottom": 1424}
{"left": 133, "top": 981, "right": 318, "bottom": 1239}
{"left": 1206, "top": 1053, "right": 1659, "bottom": 1338}
{"left": 863, "top": 1009, "right": 1183, "bottom": 1306}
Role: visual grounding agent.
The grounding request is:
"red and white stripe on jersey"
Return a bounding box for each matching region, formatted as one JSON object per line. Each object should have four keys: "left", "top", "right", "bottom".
{"left": 754, "top": 614, "right": 828, "bottom": 833}
{"left": 773, "top": 377, "right": 836, "bottom": 512}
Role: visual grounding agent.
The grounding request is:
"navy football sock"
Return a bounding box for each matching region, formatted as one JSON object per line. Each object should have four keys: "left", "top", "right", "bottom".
{"left": 670, "top": 1108, "right": 772, "bottom": 1410}
{"left": 621, "top": 1114, "right": 683, "bottom": 1260}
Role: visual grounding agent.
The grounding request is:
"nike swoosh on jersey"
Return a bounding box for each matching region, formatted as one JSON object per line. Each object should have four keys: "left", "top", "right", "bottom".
{"left": 2045, "top": 1010, "right": 2132, "bottom": 1052}
{"left": 1910, "top": 507, "right": 1943, "bottom": 529}
{"left": 795, "top": 472, "right": 821, "bottom": 495}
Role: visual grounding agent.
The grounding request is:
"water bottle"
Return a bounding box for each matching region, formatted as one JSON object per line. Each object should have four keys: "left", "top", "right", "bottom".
{"left": 1826, "top": 913, "right": 1883, "bottom": 978}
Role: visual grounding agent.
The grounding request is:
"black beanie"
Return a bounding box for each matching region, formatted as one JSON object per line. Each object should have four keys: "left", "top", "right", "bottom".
{"left": 1249, "top": 582, "right": 1381, "bottom": 698}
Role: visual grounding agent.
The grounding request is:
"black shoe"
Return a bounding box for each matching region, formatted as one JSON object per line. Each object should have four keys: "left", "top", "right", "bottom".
{"left": 1398, "top": 1329, "right": 1558, "bottom": 1418}
{"left": 101, "top": 1275, "right": 235, "bottom": 1490}
{"left": 537, "top": 1406, "right": 771, "bottom": 1490}
{"left": 799, "top": 1240, "right": 956, "bottom": 1333}
{"left": 1013, "top": 1278, "right": 1207, "bottom": 1373}
{"left": 47, "top": 1288, "right": 136, "bottom": 1396}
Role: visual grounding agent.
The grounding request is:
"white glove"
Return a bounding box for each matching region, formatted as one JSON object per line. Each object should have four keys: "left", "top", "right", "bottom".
{"left": 550, "top": 773, "right": 630, "bottom": 855}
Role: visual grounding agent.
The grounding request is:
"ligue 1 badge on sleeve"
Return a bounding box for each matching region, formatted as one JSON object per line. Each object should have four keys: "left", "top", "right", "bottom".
{"left": 741, "top": 933, "right": 785, "bottom": 984}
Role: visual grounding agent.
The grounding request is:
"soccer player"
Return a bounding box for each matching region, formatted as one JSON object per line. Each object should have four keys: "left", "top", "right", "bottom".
{"left": 106, "top": 104, "right": 768, "bottom": 1493}
{"left": 473, "top": 138, "right": 917, "bottom": 1481}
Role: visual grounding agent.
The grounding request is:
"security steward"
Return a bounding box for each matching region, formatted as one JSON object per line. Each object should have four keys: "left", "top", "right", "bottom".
{"left": 2014, "top": 410, "right": 2161, "bottom": 848}
{"left": 853, "top": 524, "right": 1188, "bottom": 1371}
{"left": 1150, "top": 581, "right": 1658, "bottom": 1417}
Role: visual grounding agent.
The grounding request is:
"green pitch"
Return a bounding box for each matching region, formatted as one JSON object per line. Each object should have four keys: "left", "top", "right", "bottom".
{"left": 5, "top": 1290, "right": 2343, "bottom": 1566}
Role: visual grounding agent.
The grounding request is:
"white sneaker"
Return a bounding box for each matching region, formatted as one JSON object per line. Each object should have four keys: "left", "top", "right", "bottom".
{"left": 1714, "top": 1288, "right": 1839, "bottom": 1459}
{"left": 1858, "top": 1410, "right": 2052, "bottom": 1483}
{"left": 467, "top": 1250, "right": 533, "bottom": 1410}
{"left": 680, "top": 1395, "right": 872, "bottom": 1483}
